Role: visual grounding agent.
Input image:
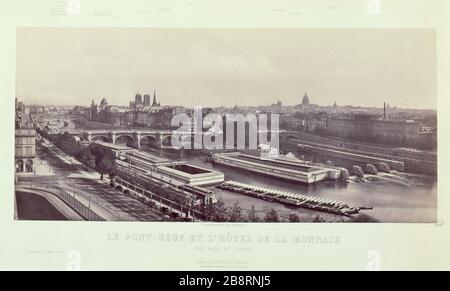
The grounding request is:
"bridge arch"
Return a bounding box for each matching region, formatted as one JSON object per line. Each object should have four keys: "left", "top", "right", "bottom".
{"left": 161, "top": 135, "right": 173, "bottom": 147}
{"left": 139, "top": 135, "right": 159, "bottom": 148}
{"left": 115, "top": 134, "right": 136, "bottom": 146}
{"left": 91, "top": 135, "right": 111, "bottom": 143}
{"left": 81, "top": 132, "right": 90, "bottom": 141}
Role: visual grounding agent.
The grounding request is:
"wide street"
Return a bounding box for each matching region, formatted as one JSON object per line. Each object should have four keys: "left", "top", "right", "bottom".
{"left": 17, "top": 140, "right": 170, "bottom": 222}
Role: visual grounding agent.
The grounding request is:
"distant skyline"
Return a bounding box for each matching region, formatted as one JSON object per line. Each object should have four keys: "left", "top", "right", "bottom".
{"left": 16, "top": 28, "right": 436, "bottom": 109}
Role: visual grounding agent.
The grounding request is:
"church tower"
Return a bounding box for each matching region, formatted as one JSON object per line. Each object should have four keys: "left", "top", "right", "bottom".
{"left": 135, "top": 92, "right": 143, "bottom": 106}
{"left": 152, "top": 90, "right": 160, "bottom": 106}
{"left": 90, "top": 99, "right": 98, "bottom": 121}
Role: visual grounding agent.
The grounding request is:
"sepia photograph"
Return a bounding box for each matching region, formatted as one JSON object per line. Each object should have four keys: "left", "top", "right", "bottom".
{"left": 14, "top": 27, "right": 437, "bottom": 224}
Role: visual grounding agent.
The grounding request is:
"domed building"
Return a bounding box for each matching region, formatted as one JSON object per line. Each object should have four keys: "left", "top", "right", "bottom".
{"left": 295, "top": 92, "right": 316, "bottom": 110}
{"left": 301, "top": 92, "right": 310, "bottom": 106}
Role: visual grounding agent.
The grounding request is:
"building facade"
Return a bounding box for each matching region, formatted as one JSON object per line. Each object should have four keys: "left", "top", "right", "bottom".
{"left": 15, "top": 129, "right": 36, "bottom": 173}
{"left": 132, "top": 91, "right": 160, "bottom": 109}
{"left": 326, "top": 115, "right": 421, "bottom": 146}
{"left": 15, "top": 99, "right": 36, "bottom": 173}
{"left": 87, "top": 93, "right": 185, "bottom": 129}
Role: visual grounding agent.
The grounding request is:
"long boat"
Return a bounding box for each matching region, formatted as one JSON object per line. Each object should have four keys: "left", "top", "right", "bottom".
{"left": 212, "top": 151, "right": 347, "bottom": 185}
{"left": 216, "top": 181, "right": 372, "bottom": 217}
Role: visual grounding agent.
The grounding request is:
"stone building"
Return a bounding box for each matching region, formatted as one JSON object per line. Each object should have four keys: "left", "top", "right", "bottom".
{"left": 15, "top": 129, "right": 36, "bottom": 173}
{"left": 326, "top": 114, "right": 421, "bottom": 146}
{"left": 15, "top": 100, "right": 36, "bottom": 173}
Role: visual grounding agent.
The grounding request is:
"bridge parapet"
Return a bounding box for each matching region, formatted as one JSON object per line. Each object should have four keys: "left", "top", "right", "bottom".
{"left": 72, "top": 129, "right": 285, "bottom": 150}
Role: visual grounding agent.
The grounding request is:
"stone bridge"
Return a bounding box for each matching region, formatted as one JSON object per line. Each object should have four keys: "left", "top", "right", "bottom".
{"left": 69, "top": 129, "right": 183, "bottom": 149}
{"left": 62, "top": 129, "right": 287, "bottom": 150}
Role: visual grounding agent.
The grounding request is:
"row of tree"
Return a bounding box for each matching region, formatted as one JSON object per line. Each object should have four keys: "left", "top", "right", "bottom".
{"left": 38, "top": 129, "right": 117, "bottom": 179}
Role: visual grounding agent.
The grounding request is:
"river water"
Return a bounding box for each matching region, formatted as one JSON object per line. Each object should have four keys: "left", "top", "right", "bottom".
{"left": 143, "top": 147, "right": 437, "bottom": 223}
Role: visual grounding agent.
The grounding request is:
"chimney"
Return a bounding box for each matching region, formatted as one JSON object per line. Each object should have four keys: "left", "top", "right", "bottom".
{"left": 384, "top": 102, "right": 386, "bottom": 119}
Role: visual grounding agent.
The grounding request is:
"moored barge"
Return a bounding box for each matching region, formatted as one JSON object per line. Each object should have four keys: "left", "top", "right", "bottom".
{"left": 217, "top": 181, "right": 372, "bottom": 217}
{"left": 212, "top": 147, "right": 348, "bottom": 185}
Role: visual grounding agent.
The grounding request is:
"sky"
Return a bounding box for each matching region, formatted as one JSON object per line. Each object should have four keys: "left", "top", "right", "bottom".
{"left": 16, "top": 28, "right": 436, "bottom": 109}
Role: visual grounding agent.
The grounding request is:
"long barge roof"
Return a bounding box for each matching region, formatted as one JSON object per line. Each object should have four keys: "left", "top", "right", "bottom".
{"left": 230, "top": 153, "right": 324, "bottom": 173}
{"left": 215, "top": 153, "right": 329, "bottom": 174}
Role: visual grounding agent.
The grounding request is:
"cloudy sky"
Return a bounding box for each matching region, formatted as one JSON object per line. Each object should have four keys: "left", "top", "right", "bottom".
{"left": 16, "top": 28, "right": 436, "bottom": 109}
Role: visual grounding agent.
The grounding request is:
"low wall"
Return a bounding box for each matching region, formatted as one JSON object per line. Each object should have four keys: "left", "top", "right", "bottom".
{"left": 298, "top": 144, "right": 405, "bottom": 171}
